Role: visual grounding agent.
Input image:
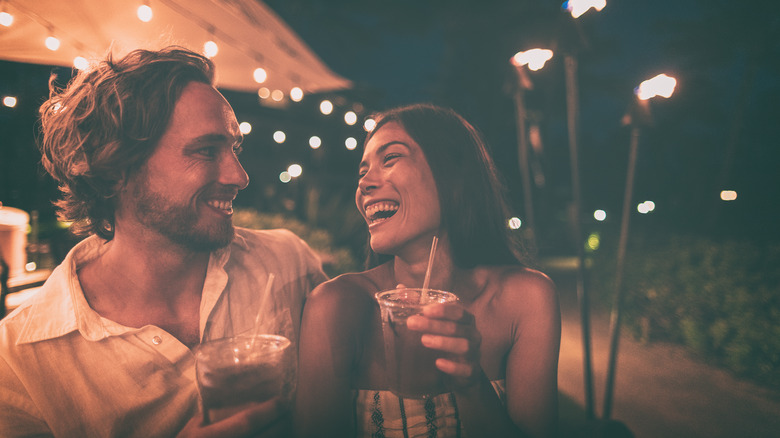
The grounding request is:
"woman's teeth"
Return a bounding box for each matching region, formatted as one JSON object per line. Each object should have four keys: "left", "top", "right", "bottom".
{"left": 366, "top": 201, "right": 399, "bottom": 222}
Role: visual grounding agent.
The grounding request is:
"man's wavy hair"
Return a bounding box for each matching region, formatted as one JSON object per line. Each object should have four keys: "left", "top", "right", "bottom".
{"left": 363, "top": 103, "right": 529, "bottom": 270}
{"left": 38, "top": 46, "right": 215, "bottom": 240}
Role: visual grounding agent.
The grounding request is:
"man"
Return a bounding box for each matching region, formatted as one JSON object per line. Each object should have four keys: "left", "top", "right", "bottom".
{"left": 0, "top": 47, "right": 327, "bottom": 437}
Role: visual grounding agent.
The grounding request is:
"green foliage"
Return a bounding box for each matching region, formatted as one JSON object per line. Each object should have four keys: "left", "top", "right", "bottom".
{"left": 232, "top": 208, "right": 360, "bottom": 277}
{"left": 589, "top": 233, "right": 780, "bottom": 389}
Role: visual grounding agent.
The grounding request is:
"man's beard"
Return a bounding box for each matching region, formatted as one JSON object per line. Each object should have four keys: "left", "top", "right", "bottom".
{"left": 132, "top": 182, "right": 235, "bottom": 252}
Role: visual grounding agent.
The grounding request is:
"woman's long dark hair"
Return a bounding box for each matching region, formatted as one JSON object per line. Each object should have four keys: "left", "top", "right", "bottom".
{"left": 363, "top": 103, "right": 529, "bottom": 269}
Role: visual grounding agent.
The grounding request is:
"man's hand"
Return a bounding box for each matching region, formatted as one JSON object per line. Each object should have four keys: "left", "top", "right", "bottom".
{"left": 177, "top": 398, "right": 291, "bottom": 438}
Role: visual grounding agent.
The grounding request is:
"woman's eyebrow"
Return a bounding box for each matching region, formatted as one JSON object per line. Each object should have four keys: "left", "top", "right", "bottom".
{"left": 359, "top": 141, "right": 409, "bottom": 169}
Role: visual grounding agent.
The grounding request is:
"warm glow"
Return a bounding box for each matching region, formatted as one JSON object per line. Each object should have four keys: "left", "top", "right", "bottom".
{"left": 364, "top": 118, "right": 376, "bottom": 132}
{"left": 636, "top": 74, "right": 677, "bottom": 100}
{"left": 320, "top": 100, "right": 333, "bottom": 115}
{"left": 137, "top": 4, "right": 153, "bottom": 22}
{"left": 3, "top": 96, "right": 17, "bottom": 108}
{"left": 344, "top": 111, "right": 357, "bottom": 125}
{"left": 271, "top": 90, "right": 284, "bottom": 101}
{"left": 290, "top": 87, "right": 303, "bottom": 102}
{"left": 273, "top": 131, "right": 286, "bottom": 143}
{"left": 73, "top": 56, "right": 89, "bottom": 70}
{"left": 345, "top": 137, "right": 357, "bottom": 150}
{"left": 287, "top": 164, "right": 303, "bottom": 178}
{"left": 239, "top": 122, "right": 252, "bottom": 134}
{"left": 637, "top": 200, "right": 655, "bottom": 214}
{"left": 0, "top": 11, "right": 14, "bottom": 27}
{"left": 204, "top": 41, "right": 219, "bottom": 58}
{"left": 258, "top": 87, "right": 270, "bottom": 99}
{"left": 594, "top": 209, "right": 607, "bottom": 221}
{"left": 309, "top": 136, "right": 322, "bottom": 149}
{"left": 563, "top": 0, "right": 606, "bottom": 18}
{"left": 253, "top": 67, "right": 267, "bottom": 83}
{"left": 45, "top": 36, "right": 60, "bottom": 51}
{"left": 508, "top": 217, "right": 522, "bottom": 230}
{"left": 511, "top": 48, "right": 553, "bottom": 71}
{"left": 720, "top": 190, "right": 737, "bottom": 201}
{"left": 279, "top": 171, "right": 291, "bottom": 183}
{"left": 586, "top": 232, "right": 601, "bottom": 251}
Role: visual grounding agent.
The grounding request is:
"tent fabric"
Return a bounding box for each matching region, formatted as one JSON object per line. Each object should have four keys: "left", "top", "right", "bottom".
{"left": 0, "top": 0, "right": 351, "bottom": 94}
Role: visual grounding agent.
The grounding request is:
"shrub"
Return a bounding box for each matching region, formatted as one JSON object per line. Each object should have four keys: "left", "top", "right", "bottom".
{"left": 589, "top": 232, "right": 780, "bottom": 389}
{"left": 232, "top": 208, "right": 360, "bottom": 277}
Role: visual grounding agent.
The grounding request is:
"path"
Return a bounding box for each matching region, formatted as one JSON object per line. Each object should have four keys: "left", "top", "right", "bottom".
{"left": 551, "top": 271, "right": 780, "bottom": 438}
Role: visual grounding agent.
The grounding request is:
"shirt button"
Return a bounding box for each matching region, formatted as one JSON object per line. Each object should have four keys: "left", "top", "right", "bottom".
{"left": 152, "top": 336, "right": 162, "bottom": 345}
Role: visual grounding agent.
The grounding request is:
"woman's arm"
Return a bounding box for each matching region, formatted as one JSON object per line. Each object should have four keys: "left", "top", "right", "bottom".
{"left": 503, "top": 269, "right": 561, "bottom": 437}
{"left": 294, "top": 277, "right": 372, "bottom": 438}
{"left": 407, "top": 268, "right": 561, "bottom": 437}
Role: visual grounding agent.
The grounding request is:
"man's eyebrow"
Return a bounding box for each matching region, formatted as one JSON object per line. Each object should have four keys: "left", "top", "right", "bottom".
{"left": 186, "top": 133, "right": 243, "bottom": 147}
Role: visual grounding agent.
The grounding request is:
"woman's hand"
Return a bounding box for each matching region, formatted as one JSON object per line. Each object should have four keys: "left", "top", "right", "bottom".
{"left": 406, "top": 302, "right": 483, "bottom": 388}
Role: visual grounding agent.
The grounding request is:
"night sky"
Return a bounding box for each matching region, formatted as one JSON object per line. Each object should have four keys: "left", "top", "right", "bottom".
{"left": 1, "top": 0, "right": 778, "bottom": 257}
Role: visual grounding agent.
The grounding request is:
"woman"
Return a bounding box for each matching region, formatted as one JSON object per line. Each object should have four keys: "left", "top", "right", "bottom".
{"left": 295, "top": 104, "right": 560, "bottom": 437}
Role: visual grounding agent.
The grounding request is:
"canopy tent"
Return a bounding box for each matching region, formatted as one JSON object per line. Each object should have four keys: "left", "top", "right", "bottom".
{"left": 0, "top": 0, "right": 351, "bottom": 95}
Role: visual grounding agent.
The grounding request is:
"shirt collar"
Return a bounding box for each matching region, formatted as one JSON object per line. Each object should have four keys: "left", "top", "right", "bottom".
{"left": 15, "top": 230, "right": 249, "bottom": 345}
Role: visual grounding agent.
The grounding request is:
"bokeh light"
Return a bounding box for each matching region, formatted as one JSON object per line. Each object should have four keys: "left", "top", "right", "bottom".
{"left": 290, "top": 87, "right": 303, "bottom": 102}
{"left": 364, "top": 118, "right": 376, "bottom": 132}
{"left": 344, "top": 111, "right": 357, "bottom": 125}
{"left": 320, "top": 100, "right": 333, "bottom": 115}
{"left": 345, "top": 137, "right": 358, "bottom": 150}
{"left": 239, "top": 122, "right": 252, "bottom": 134}
{"left": 204, "top": 41, "right": 219, "bottom": 58}
{"left": 309, "top": 136, "right": 322, "bottom": 149}
{"left": 279, "top": 171, "right": 291, "bottom": 183}
{"left": 45, "top": 36, "right": 60, "bottom": 51}
{"left": 137, "top": 4, "right": 153, "bottom": 22}
{"left": 3, "top": 96, "right": 18, "bottom": 108}
{"left": 287, "top": 164, "right": 303, "bottom": 177}
{"left": 720, "top": 190, "right": 737, "bottom": 201}
{"left": 594, "top": 209, "right": 607, "bottom": 221}
{"left": 508, "top": 217, "right": 522, "bottom": 230}
{"left": 253, "top": 67, "right": 267, "bottom": 83}
{"left": 273, "top": 131, "right": 286, "bottom": 143}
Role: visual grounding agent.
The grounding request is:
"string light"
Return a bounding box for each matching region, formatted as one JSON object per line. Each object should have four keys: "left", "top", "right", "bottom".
{"left": 319, "top": 100, "right": 333, "bottom": 115}
{"left": 204, "top": 40, "right": 218, "bottom": 58}
{"left": 3, "top": 96, "right": 17, "bottom": 108}
{"left": 45, "top": 35, "right": 60, "bottom": 51}
{"left": 253, "top": 67, "right": 267, "bottom": 83}
{"left": 290, "top": 87, "right": 303, "bottom": 102}
{"left": 0, "top": 10, "right": 13, "bottom": 27}
{"left": 137, "top": 2, "right": 153, "bottom": 22}
{"left": 73, "top": 56, "right": 89, "bottom": 70}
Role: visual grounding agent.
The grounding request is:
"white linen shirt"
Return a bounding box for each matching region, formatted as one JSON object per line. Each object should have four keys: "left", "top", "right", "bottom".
{"left": 0, "top": 227, "right": 327, "bottom": 438}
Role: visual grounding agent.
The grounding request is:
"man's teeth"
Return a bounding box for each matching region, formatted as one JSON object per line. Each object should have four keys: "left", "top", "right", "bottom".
{"left": 207, "top": 200, "right": 233, "bottom": 212}
{"left": 366, "top": 201, "right": 399, "bottom": 221}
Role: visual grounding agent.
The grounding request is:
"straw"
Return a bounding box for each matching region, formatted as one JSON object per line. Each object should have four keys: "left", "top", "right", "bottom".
{"left": 419, "top": 236, "right": 438, "bottom": 304}
{"left": 250, "top": 273, "right": 276, "bottom": 347}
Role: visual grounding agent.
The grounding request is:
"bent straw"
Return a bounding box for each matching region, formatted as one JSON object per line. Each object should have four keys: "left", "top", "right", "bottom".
{"left": 419, "top": 236, "right": 438, "bottom": 304}
{"left": 250, "top": 273, "right": 276, "bottom": 348}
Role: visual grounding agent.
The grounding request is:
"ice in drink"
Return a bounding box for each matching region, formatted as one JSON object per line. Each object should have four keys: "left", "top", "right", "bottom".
{"left": 195, "top": 334, "right": 294, "bottom": 423}
{"left": 375, "top": 288, "right": 458, "bottom": 399}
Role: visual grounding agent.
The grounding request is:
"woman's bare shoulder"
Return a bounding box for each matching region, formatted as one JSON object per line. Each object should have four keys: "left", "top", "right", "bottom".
{"left": 482, "top": 265, "right": 558, "bottom": 314}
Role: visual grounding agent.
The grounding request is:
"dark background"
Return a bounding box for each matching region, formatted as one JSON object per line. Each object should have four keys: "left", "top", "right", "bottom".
{"left": 2, "top": 0, "right": 779, "bottom": 261}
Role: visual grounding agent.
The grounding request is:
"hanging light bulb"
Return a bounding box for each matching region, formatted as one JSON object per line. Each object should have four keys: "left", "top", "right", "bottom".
{"left": 45, "top": 35, "right": 61, "bottom": 51}
{"left": 253, "top": 67, "right": 267, "bottom": 83}
{"left": 137, "top": 2, "right": 153, "bottom": 22}
{"left": 73, "top": 56, "right": 89, "bottom": 70}
{"left": 204, "top": 40, "right": 218, "bottom": 58}
{"left": 0, "top": 10, "right": 13, "bottom": 27}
